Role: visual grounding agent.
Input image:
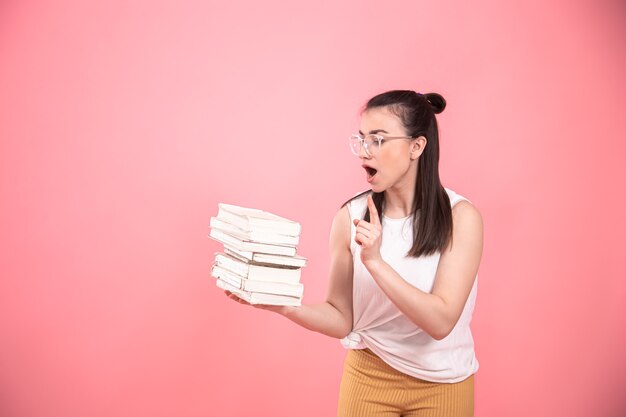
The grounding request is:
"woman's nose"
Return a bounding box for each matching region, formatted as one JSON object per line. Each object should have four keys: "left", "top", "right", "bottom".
{"left": 358, "top": 143, "right": 371, "bottom": 159}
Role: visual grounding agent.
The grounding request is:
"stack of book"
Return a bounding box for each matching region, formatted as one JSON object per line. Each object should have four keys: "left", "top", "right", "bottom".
{"left": 209, "top": 203, "right": 307, "bottom": 306}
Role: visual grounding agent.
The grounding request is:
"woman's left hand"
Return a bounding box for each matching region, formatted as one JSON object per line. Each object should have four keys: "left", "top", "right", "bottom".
{"left": 353, "top": 194, "right": 383, "bottom": 267}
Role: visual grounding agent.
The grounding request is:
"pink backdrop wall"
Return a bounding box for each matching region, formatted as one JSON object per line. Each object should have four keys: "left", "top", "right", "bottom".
{"left": 1, "top": 1, "right": 625, "bottom": 416}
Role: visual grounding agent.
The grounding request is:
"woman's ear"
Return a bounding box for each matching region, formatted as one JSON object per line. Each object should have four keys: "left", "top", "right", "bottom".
{"left": 410, "top": 136, "right": 427, "bottom": 160}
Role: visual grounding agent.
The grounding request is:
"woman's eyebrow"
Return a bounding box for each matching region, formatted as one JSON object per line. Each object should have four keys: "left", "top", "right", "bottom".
{"left": 358, "top": 129, "right": 390, "bottom": 135}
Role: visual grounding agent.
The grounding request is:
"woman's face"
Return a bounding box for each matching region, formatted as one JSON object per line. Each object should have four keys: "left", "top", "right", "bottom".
{"left": 357, "top": 106, "right": 424, "bottom": 193}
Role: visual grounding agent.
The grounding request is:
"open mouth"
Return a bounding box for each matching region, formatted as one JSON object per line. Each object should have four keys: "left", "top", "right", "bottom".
{"left": 364, "top": 166, "right": 378, "bottom": 181}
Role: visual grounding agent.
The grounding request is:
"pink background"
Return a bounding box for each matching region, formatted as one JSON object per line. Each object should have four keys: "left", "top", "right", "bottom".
{"left": 1, "top": 1, "right": 625, "bottom": 416}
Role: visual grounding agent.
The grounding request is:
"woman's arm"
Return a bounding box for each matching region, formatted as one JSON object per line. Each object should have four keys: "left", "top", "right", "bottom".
{"left": 354, "top": 195, "right": 483, "bottom": 340}
{"left": 224, "top": 205, "right": 354, "bottom": 339}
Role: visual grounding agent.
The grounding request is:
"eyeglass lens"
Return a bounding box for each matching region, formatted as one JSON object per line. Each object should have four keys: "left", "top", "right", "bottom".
{"left": 349, "top": 135, "right": 380, "bottom": 156}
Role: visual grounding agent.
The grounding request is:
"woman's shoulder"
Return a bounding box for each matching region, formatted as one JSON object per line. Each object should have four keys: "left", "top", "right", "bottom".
{"left": 341, "top": 189, "right": 371, "bottom": 207}
{"left": 331, "top": 199, "right": 357, "bottom": 251}
{"left": 445, "top": 188, "right": 482, "bottom": 226}
{"left": 444, "top": 187, "right": 474, "bottom": 208}
{"left": 340, "top": 189, "right": 371, "bottom": 219}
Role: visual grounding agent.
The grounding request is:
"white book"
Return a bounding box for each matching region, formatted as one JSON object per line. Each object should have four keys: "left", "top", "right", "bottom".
{"left": 217, "top": 203, "right": 301, "bottom": 237}
{"left": 214, "top": 252, "right": 302, "bottom": 284}
{"left": 211, "top": 265, "right": 304, "bottom": 297}
{"left": 209, "top": 228, "right": 297, "bottom": 257}
{"left": 216, "top": 278, "right": 302, "bottom": 307}
{"left": 224, "top": 246, "right": 307, "bottom": 268}
{"left": 210, "top": 217, "right": 300, "bottom": 246}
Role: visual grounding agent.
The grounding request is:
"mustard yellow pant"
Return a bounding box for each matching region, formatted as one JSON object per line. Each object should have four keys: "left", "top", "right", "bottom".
{"left": 338, "top": 348, "right": 474, "bottom": 417}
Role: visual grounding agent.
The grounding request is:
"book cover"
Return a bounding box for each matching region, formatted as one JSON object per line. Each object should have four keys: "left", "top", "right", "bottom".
{"left": 214, "top": 252, "right": 302, "bottom": 284}
{"left": 209, "top": 228, "right": 297, "bottom": 257}
{"left": 210, "top": 217, "right": 300, "bottom": 246}
{"left": 217, "top": 203, "right": 301, "bottom": 237}
{"left": 223, "top": 246, "right": 307, "bottom": 268}
{"left": 215, "top": 278, "right": 302, "bottom": 307}
{"left": 211, "top": 265, "right": 304, "bottom": 297}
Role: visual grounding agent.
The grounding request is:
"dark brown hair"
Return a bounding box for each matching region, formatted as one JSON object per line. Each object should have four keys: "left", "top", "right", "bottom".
{"left": 342, "top": 90, "right": 452, "bottom": 257}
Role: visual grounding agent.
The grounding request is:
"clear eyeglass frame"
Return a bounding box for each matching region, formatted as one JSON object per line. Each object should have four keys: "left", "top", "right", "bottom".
{"left": 348, "top": 133, "right": 416, "bottom": 157}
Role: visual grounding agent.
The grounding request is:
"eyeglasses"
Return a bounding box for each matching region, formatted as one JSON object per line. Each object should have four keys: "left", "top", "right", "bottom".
{"left": 348, "top": 134, "right": 416, "bottom": 157}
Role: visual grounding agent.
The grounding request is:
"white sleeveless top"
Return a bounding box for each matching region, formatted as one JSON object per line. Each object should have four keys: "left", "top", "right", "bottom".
{"left": 340, "top": 188, "right": 479, "bottom": 383}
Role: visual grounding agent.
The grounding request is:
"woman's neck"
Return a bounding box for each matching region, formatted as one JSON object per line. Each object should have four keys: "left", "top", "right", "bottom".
{"left": 383, "top": 170, "right": 418, "bottom": 218}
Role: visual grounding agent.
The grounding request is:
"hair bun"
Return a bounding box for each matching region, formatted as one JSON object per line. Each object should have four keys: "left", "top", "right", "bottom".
{"left": 423, "top": 92, "right": 446, "bottom": 114}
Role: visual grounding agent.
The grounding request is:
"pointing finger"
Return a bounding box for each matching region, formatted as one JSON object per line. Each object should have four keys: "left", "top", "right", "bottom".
{"left": 367, "top": 194, "right": 380, "bottom": 226}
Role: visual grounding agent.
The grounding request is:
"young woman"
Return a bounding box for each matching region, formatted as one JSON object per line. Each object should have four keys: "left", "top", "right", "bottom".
{"left": 225, "top": 90, "right": 483, "bottom": 417}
